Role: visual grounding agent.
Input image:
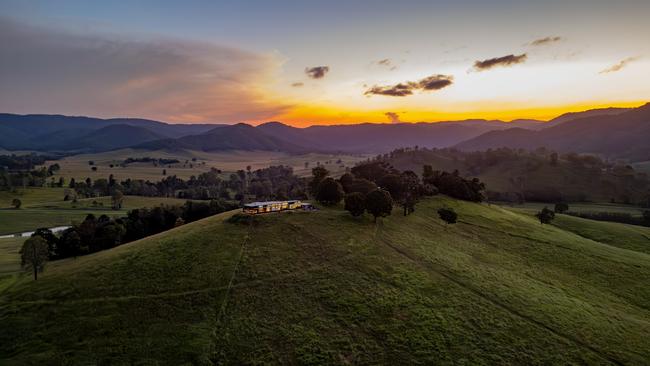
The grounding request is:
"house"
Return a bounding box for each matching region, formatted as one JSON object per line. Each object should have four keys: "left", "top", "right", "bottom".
{"left": 242, "top": 200, "right": 308, "bottom": 214}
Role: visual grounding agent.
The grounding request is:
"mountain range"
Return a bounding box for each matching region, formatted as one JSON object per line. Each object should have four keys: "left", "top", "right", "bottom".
{"left": 456, "top": 104, "right": 650, "bottom": 161}
{"left": 0, "top": 105, "right": 646, "bottom": 161}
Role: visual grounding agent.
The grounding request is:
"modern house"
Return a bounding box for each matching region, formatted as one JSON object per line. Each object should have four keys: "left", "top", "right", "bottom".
{"left": 242, "top": 200, "right": 313, "bottom": 214}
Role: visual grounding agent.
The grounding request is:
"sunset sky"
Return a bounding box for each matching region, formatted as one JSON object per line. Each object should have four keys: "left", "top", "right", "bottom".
{"left": 1, "top": 0, "right": 649, "bottom": 126}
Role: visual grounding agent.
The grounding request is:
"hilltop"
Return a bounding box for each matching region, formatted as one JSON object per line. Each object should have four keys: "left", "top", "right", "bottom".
{"left": 1, "top": 197, "right": 648, "bottom": 364}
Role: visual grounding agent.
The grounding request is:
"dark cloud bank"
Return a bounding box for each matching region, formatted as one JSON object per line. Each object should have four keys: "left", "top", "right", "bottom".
{"left": 365, "top": 74, "right": 453, "bottom": 97}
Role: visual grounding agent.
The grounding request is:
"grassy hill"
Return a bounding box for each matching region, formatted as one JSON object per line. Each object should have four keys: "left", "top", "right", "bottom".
{"left": 1, "top": 197, "right": 649, "bottom": 364}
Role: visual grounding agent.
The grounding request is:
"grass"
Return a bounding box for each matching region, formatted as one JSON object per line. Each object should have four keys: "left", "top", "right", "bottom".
{"left": 1, "top": 197, "right": 649, "bottom": 364}
{"left": 506, "top": 201, "right": 646, "bottom": 217}
{"left": 550, "top": 213, "right": 650, "bottom": 254}
{"left": 41, "top": 149, "right": 367, "bottom": 182}
{"left": 0, "top": 187, "right": 197, "bottom": 235}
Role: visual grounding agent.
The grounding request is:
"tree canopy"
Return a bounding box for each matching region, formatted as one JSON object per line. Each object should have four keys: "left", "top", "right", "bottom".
{"left": 20, "top": 236, "right": 49, "bottom": 280}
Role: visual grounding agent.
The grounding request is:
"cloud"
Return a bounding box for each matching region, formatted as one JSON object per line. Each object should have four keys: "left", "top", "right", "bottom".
{"left": 384, "top": 112, "right": 402, "bottom": 124}
{"left": 417, "top": 74, "right": 454, "bottom": 91}
{"left": 529, "top": 36, "right": 562, "bottom": 46}
{"left": 599, "top": 56, "right": 639, "bottom": 74}
{"left": 376, "top": 58, "right": 397, "bottom": 70}
{"left": 304, "top": 66, "right": 330, "bottom": 79}
{"left": 473, "top": 54, "right": 527, "bottom": 71}
{"left": 0, "top": 17, "right": 291, "bottom": 123}
{"left": 364, "top": 74, "right": 453, "bottom": 97}
{"left": 291, "top": 82, "right": 304, "bottom": 87}
{"left": 365, "top": 83, "right": 416, "bottom": 97}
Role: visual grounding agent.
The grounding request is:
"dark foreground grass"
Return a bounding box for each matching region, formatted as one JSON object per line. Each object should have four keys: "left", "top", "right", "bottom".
{"left": 1, "top": 197, "right": 649, "bottom": 364}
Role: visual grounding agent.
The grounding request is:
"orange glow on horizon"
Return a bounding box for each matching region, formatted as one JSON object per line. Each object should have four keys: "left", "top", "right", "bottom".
{"left": 256, "top": 100, "right": 648, "bottom": 127}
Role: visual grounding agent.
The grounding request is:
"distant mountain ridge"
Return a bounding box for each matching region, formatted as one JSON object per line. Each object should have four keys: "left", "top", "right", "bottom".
{"left": 455, "top": 103, "right": 650, "bottom": 161}
{"left": 0, "top": 114, "right": 218, "bottom": 152}
{"left": 0, "top": 105, "right": 646, "bottom": 157}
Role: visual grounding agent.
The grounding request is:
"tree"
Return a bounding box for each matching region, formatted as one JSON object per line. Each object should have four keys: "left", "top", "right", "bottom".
{"left": 554, "top": 202, "right": 569, "bottom": 213}
{"left": 91, "top": 166, "right": 98, "bottom": 172}
{"left": 344, "top": 192, "right": 365, "bottom": 217}
{"left": 32, "top": 228, "right": 58, "bottom": 258}
{"left": 437, "top": 207, "right": 457, "bottom": 226}
{"left": 536, "top": 207, "right": 555, "bottom": 224}
{"left": 338, "top": 173, "right": 355, "bottom": 193}
{"left": 378, "top": 174, "right": 404, "bottom": 201}
{"left": 58, "top": 229, "right": 83, "bottom": 258}
{"left": 365, "top": 189, "right": 393, "bottom": 223}
{"left": 11, "top": 198, "right": 21, "bottom": 209}
{"left": 309, "top": 166, "right": 330, "bottom": 196}
{"left": 20, "top": 236, "right": 49, "bottom": 280}
{"left": 111, "top": 190, "right": 124, "bottom": 210}
{"left": 316, "top": 178, "right": 344, "bottom": 205}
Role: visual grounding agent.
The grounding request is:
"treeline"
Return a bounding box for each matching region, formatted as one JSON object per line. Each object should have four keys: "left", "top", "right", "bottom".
{"left": 33, "top": 199, "right": 238, "bottom": 260}
{"left": 566, "top": 210, "right": 650, "bottom": 228}
{"left": 377, "top": 146, "right": 650, "bottom": 206}
{"left": 310, "top": 160, "right": 486, "bottom": 220}
{"left": 0, "top": 154, "right": 56, "bottom": 170}
{"left": 0, "top": 161, "right": 61, "bottom": 190}
{"left": 71, "top": 165, "right": 307, "bottom": 202}
{"left": 122, "top": 157, "right": 180, "bottom": 166}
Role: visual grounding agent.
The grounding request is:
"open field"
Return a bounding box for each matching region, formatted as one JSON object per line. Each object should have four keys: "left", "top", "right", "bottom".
{"left": 0, "top": 187, "right": 196, "bottom": 235}
{"left": 41, "top": 149, "right": 368, "bottom": 182}
{"left": 501, "top": 201, "right": 646, "bottom": 217}
{"left": 1, "top": 197, "right": 648, "bottom": 364}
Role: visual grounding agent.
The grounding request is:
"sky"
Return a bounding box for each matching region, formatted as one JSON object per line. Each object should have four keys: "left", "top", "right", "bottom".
{"left": 1, "top": 0, "right": 649, "bottom": 126}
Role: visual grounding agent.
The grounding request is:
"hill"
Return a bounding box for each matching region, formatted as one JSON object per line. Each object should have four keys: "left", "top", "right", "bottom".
{"left": 380, "top": 147, "right": 650, "bottom": 204}
{"left": 546, "top": 107, "right": 631, "bottom": 126}
{"left": 257, "top": 119, "right": 546, "bottom": 153}
{"left": 0, "top": 114, "right": 217, "bottom": 151}
{"left": 138, "top": 123, "right": 311, "bottom": 153}
{"left": 456, "top": 103, "right": 650, "bottom": 161}
{"left": 1, "top": 197, "right": 648, "bottom": 364}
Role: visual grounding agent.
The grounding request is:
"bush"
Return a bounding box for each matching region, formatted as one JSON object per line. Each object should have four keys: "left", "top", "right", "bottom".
{"left": 536, "top": 207, "right": 555, "bottom": 224}
{"left": 344, "top": 192, "right": 366, "bottom": 217}
{"left": 554, "top": 202, "right": 569, "bottom": 213}
{"left": 437, "top": 207, "right": 457, "bottom": 225}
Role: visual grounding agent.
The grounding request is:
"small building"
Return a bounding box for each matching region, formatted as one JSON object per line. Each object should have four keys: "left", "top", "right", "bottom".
{"left": 242, "top": 200, "right": 307, "bottom": 214}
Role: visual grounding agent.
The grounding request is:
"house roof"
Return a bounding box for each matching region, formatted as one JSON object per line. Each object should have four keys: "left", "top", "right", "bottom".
{"left": 243, "top": 200, "right": 301, "bottom": 207}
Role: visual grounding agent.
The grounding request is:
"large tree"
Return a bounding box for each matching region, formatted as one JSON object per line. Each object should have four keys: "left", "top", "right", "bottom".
{"left": 344, "top": 192, "right": 366, "bottom": 217}
{"left": 365, "top": 189, "right": 393, "bottom": 223}
{"left": 316, "top": 178, "right": 344, "bottom": 205}
{"left": 309, "top": 166, "right": 330, "bottom": 196}
{"left": 20, "top": 236, "right": 49, "bottom": 280}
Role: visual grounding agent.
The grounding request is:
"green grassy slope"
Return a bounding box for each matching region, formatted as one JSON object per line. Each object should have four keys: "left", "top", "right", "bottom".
{"left": 0, "top": 188, "right": 196, "bottom": 235}
{"left": 1, "top": 198, "right": 649, "bottom": 365}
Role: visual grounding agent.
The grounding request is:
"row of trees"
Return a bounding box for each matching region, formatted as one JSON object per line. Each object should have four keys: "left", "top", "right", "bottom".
{"left": 24, "top": 199, "right": 239, "bottom": 270}
{"left": 71, "top": 165, "right": 307, "bottom": 203}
